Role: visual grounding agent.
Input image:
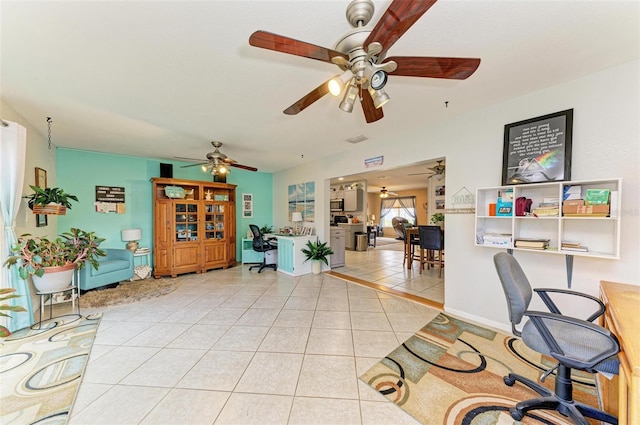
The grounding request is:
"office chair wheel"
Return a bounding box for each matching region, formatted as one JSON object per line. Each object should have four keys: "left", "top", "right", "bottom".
{"left": 510, "top": 408, "right": 524, "bottom": 421}
{"left": 504, "top": 375, "right": 516, "bottom": 386}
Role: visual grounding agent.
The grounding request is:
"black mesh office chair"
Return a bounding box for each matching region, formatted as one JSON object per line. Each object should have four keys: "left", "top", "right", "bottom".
{"left": 418, "top": 225, "right": 444, "bottom": 277}
{"left": 248, "top": 224, "right": 277, "bottom": 273}
{"left": 493, "top": 252, "right": 619, "bottom": 424}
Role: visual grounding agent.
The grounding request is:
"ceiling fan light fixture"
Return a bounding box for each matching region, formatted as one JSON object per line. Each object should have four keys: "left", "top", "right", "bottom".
{"left": 369, "top": 69, "right": 388, "bottom": 90}
{"left": 339, "top": 78, "right": 359, "bottom": 113}
{"left": 328, "top": 71, "right": 351, "bottom": 96}
{"left": 368, "top": 87, "right": 390, "bottom": 109}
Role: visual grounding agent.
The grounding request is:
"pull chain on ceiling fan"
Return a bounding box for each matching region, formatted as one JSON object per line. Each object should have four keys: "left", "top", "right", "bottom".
{"left": 248, "top": 0, "right": 480, "bottom": 123}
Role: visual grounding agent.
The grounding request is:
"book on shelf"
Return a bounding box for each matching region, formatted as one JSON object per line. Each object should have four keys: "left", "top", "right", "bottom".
{"left": 561, "top": 245, "right": 589, "bottom": 252}
{"left": 514, "top": 238, "right": 550, "bottom": 249}
{"left": 561, "top": 240, "right": 581, "bottom": 248}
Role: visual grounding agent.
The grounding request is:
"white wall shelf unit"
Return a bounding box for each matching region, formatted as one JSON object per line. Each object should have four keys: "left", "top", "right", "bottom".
{"left": 475, "top": 178, "right": 621, "bottom": 287}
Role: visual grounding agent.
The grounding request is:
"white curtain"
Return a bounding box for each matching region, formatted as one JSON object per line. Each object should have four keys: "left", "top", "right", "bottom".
{"left": 0, "top": 120, "right": 33, "bottom": 331}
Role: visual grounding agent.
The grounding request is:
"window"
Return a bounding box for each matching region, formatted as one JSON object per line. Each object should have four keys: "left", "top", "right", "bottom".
{"left": 380, "top": 197, "right": 417, "bottom": 227}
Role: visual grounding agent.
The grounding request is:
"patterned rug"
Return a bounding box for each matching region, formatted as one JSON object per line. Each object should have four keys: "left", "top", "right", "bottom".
{"left": 0, "top": 314, "right": 102, "bottom": 424}
{"left": 79, "top": 278, "right": 177, "bottom": 308}
{"left": 360, "top": 313, "right": 599, "bottom": 424}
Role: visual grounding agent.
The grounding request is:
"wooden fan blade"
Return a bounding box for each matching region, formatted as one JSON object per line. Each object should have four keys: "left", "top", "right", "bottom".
{"left": 387, "top": 56, "right": 480, "bottom": 79}
{"left": 230, "top": 163, "right": 258, "bottom": 172}
{"left": 249, "top": 30, "right": 348, "bottom": 64}
{"left": 180, "top": 162, "right": 208, "bottom": 169}
{"left": 360, "top": 89, "right": 384, "bottom": 123}
{"left": 283, "top": 79, "right": 331, "bottom": 115}
{"left": 365, "top": 0, "right": 438, "bottom": 56}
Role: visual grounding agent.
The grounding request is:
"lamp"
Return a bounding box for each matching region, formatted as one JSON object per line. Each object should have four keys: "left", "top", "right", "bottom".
{"left": 433, "top": 173, "right": 445, "bottom": 181}
{"left": 339, "top": 78, "right": 359, "bottom": 113}
{"left": 291, "top": 212, "right": 303, "bottom": 235}
{"left": 368, "top": 87, "right": 390, "bottom": 109}
{"left": 121, "top": 228, "right": 142, "bottom": 252}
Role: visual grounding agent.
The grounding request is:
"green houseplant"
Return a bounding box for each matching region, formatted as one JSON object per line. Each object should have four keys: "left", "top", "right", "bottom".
{"left": 430, "top": 213, "right": 444, "bottom": 226}
{"left": 0, "top": 288, "right": 27, "bottom": 337}
{"left": 301, "top": 238, "right": 334, "bottom": 275}
{"left": 259, "top": 225, "right": 274, "bottom": 235}
{"left": 4, "top": 228, "right": 106, "bottom": 292}
{"left": 26, "top": 185, "right": 79, "bottom": 215}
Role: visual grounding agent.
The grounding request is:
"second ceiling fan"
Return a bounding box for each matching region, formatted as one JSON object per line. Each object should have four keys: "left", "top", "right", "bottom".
{"left": 249, "top": 0, "right": 480, "bottom": 123}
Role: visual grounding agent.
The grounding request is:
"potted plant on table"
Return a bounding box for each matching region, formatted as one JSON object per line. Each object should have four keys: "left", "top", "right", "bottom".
{"left": 301, "top": 238, "right": 334, "bottom": 275}
{"left": 4, "top": 228, "right": 106, "bottom": 293}
{"left": 26, "top": 185, "right": 78, "bottom": 215}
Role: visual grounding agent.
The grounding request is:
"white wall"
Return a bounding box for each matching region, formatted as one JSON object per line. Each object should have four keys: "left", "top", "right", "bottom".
{"left": 273, "top": 60, "right": 640, "bottom": 330}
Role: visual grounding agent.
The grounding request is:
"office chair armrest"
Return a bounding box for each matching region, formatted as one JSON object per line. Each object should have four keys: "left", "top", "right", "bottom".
{"left": 534, "top": 288, "right": 605, "bottom": 322}
{"left": 525, "top": 310, "right": 620, "bottom": 370}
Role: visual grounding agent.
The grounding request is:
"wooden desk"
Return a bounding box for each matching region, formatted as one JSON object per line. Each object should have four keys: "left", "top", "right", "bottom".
{"left": 598, "top": 281, "right": 640, "bottom": 425}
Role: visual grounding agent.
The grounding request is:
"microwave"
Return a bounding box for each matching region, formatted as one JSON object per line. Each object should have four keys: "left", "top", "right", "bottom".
{"left": 330, "top": 198, "right": 344, "bottom": 211}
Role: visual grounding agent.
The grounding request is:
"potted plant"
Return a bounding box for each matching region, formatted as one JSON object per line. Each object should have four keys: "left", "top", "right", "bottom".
{"left": 4, "top": 228, "right": 106, "bottom": 293}
{"left": 301, "top": 238, "right": 334, "bottom": 275}
{"left": 259, "top": 224, "right": 274, "bottom": 235}
{"left": 430, "top": 213, "right": 444, "bottom": 228}
{"left": 0, "top": 288, "right": 27, "bottom": 338}
{"left": 26, "top": 185, "right": 78, "bottom": 215}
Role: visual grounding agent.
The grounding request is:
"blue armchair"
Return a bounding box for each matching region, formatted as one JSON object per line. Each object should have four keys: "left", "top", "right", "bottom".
{"left": 78, "top": 248, "right": 134, "bottom": 291}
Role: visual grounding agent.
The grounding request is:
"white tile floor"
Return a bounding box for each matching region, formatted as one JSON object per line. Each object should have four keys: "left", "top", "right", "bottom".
{"left": 69, "top": 267, "right": 441, "bottom": 425}
{"left": 338, "top": 238, "right": 444, "bottom": 304}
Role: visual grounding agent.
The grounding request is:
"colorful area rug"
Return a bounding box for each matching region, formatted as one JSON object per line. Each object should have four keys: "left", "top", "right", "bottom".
{"left": 360, "top": 313, "right": 599, "bottom": 424}
{"left": 0, "top": 314, "right": 101, "bottom": 424}
{"left": 80, "top": 278, "right": 177, "bottom": 308}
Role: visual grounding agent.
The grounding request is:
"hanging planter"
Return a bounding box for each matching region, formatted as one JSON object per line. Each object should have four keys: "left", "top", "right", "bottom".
{"left": 26, "top": 186, "right": 78, "bottom": 215}
{"left": 32, "top": 203, "right": 67, "bottom": 215}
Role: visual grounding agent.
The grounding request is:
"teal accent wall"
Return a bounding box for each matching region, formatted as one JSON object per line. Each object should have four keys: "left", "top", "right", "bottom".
{"left": 56, "top": 148, "right": 272, "bottom": 263}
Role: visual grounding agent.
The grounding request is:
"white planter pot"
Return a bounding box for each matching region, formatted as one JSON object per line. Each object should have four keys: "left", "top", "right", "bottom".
{"left": 31, "top": 264, "right": 76, "bottom": 293}
{"left": 311, "top": 261, "right": 322, "bottom": 275}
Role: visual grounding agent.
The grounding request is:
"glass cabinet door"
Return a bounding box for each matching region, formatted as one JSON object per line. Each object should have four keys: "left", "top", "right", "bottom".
{"left": 175, "top": 202, "right": 198, "bottom": 242}
{"left": 204, "top": 203, "right": 226, "bottom": 241}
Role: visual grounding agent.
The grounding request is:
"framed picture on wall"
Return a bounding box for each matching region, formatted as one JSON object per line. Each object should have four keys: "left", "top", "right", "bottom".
{"left": 502, "top": 109, "right": 573, "bottom": 185}
{"left": 35, "top": 167, "right": 48, "bottom": 226}
{"left": 36, "top": 213, "right": 47, "bottom": 227}
{"left": 35, "top": 167, "right": 47, "bottom": 188}
{"left": 242, "top": 193, "right": 253, "bottom": 218}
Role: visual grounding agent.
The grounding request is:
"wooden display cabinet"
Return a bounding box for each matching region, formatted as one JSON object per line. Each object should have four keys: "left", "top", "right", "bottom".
{"left": 152, "top": 178, "right": 236, "bottom": 278}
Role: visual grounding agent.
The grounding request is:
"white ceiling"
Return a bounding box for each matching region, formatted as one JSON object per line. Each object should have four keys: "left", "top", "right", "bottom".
{"left": 2, "top": 1, "right": 638, "bottom": 175}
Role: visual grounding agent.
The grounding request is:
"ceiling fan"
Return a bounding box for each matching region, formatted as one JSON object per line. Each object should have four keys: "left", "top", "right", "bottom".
{"left": 379, "top": 186, "right": 398, "bottom": 198}
{"left": 248, "top": 0, "right": 480, "bottom": 123}
{"left": 177, "top": 141, "right": 258, "bottom": 175}
{"left": 408, "top": 160, "right": 445, "bottom": 180}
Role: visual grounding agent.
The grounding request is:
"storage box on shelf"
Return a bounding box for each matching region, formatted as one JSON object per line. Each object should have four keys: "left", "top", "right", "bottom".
{"left": 475, "top": 178, "right": 621, "bottom": 259}
{"left": 152, "top": 178, "right": 236, "bottom": 278}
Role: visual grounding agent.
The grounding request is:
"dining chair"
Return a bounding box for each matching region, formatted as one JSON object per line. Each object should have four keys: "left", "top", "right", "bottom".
{"left": 402, "top": 225, "right": 421, "bottom": 269}
{"left": 418, "top": 225, "right": 444, "bottom": 277}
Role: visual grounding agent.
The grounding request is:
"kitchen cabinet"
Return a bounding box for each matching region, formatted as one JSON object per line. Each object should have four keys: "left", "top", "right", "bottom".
{"left": 152, "top": 177, "right": 236, "bottom": 278}
{"left": 338, "top": 223, "right": 365, "bottom": 250}
{"left": 330, "top": 227, "right": 345, "bottom": 268}
{"left": 343, "top": 188, "right": 363, "bottom": 211}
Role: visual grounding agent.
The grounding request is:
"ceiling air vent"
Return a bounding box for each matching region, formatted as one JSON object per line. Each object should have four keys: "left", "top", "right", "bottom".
{"left": 345, "top": 135, "right": 368, "bottom": 144}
